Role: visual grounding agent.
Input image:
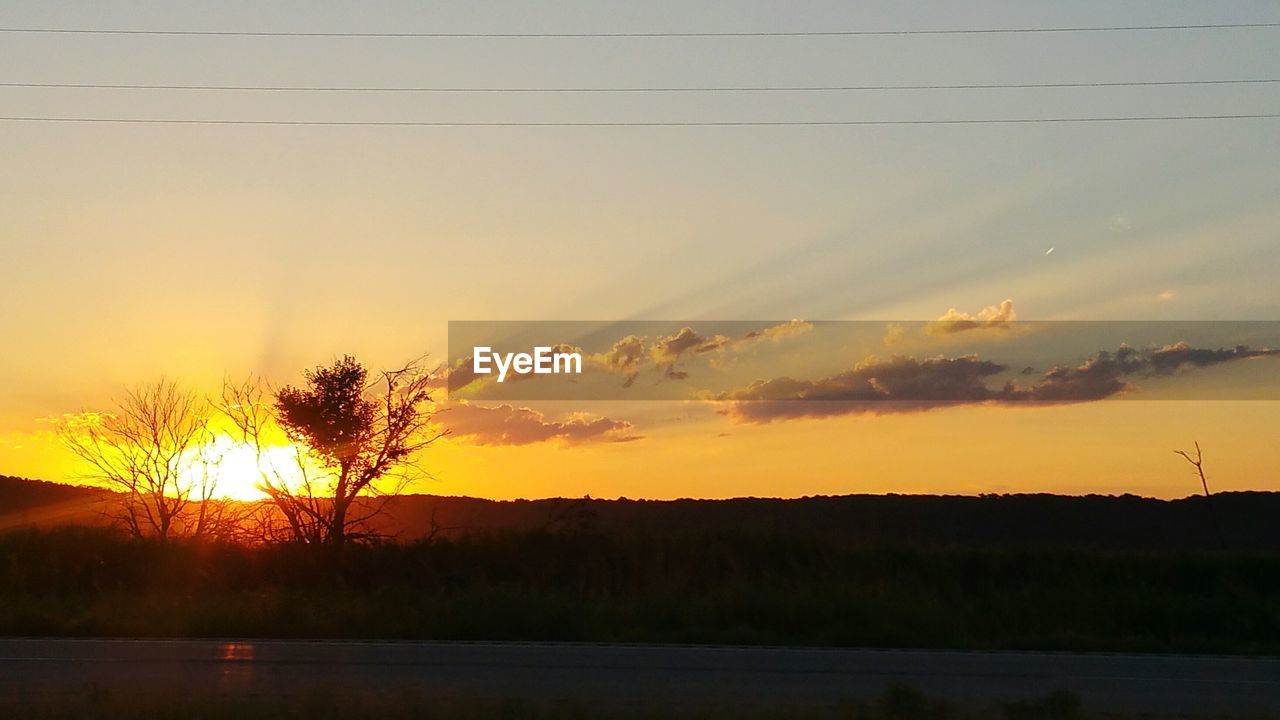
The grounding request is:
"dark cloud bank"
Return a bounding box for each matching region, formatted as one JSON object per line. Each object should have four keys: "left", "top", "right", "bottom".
{"left": 718, "top": 342, "right": 1279, "bottom": 423}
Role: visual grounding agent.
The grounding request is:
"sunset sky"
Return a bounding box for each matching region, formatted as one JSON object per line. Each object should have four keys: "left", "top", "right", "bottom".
{"left": 2, "top": 2, "right": 1278, "bottom": 499}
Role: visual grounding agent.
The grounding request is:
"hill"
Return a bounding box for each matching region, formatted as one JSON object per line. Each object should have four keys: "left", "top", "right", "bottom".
{"left": 367, "top": 490, "right": 1280, "bottom": 551}
{"left": 3, "top": 474, "right": 1278, "bottom": 551}
{"left": 0, "top": 475, "right": 112, "bottom": 531}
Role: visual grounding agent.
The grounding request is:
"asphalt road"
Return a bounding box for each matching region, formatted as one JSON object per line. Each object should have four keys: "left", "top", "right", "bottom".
{"left": 2, "top": 639, "right": 1278, "bottom": 714}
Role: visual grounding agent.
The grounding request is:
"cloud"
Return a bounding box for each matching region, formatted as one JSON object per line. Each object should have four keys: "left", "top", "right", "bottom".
{"left": 1147, "top": 342, "right": 1279, "bottom": 373}
{"left": 648, "top": 327, "right": 731, "bottom": 381}
{"left": 717, "top": 354, "right": 1008, "bottom": 422}
{"left": 602, "top": 321, "right": 813, "bottom": 385}
{"left": 597, "top": 334, "right": 648, "bottom": 387}
{"left": 882, "top": 322, "right": 907, "bottom": 346}
{"left": 1019, "top": 346, "right": 1143, "bottom": 403}
{"left": 927, "top": 299, "right": 1017, "bottom": 335}
{"left": 739, "top": 319, "right": 813, "bottom": 344}
{"left": 9, "top": 413, "right": 110, "bottom": 446}
{"left": 444, "top": 356, "right": 481, "bottom": 394}
{"left": 37, "top": 412, "right": 111, "bottom": 431}
{"left": 650, "top": 327, "right": 728, "bottom": 364}
{"left": 1024, "top": 343, "right": 1279, "bottom": 403}
{"left": 440, "top": 402, "right": 641, "bottom": 446}
{"left": 717, "top": 342, "right": 1278, "bottom": 423}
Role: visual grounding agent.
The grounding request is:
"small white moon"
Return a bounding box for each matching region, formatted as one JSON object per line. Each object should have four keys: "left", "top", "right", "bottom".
{"left": 1045, "top": 247, "right": 1055, "bottom": 255}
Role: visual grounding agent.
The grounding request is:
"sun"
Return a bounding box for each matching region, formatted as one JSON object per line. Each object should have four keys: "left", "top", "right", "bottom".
{"left": 182, "top": 435, "right": 306, "bottom": 502}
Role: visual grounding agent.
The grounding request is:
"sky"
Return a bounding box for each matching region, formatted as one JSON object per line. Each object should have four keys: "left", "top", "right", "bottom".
{"left": 1, "top": 1, "right": 1278, "bottom": 499}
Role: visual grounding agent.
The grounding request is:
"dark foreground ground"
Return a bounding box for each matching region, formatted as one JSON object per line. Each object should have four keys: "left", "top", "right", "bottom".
{"left": 2, "top": 525, "right": 1278, "bottom": 654}
{"left": 3, "top": 639, "right": 1277, "bottom": 719}
{"left": 3, "top": 480, "right": 1278, "bottom": 716}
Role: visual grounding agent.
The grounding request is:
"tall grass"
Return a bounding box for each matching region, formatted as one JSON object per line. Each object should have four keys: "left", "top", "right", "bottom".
{"left": 0, "top": 526, "right": 1276, "bottom": 652}
{"left": 0, "top": 685, "right": 1104, "bottom": 720}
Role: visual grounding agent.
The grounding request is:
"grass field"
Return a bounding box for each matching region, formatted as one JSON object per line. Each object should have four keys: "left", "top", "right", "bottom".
{"left": 1, "top": 525, "right": 1277, "bottom": 653}
{"left": 0, "top": 685, "right": 1139, "bottom": 720}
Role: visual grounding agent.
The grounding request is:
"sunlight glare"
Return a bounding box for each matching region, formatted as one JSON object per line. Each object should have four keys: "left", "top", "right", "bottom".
{"left": 184, "top": 436, "right": 304, "bottom": 501}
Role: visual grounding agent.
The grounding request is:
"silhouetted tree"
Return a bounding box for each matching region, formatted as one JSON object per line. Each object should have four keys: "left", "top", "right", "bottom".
{"left": 1174, "top": 441, "right": 1211, "bottom": 497}
{"left": 1175, "top": 440, "right": 1225, "bottom": 548}
{"left": 58, "top": 379, "right": 221, "bottom": 541}
{"left": 223, "top": 356, "right": 443, "bottom": 545}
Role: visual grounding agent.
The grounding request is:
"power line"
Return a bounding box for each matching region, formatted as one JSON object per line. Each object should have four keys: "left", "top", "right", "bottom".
{"left": 0, "top": 23, "right": 1278, "bottom": 38}
{"left": 2, "top": 114, "right": 1277, "bottom": 127}
{"left": 3, "top": 79, "right": 1278, "bottom": 93}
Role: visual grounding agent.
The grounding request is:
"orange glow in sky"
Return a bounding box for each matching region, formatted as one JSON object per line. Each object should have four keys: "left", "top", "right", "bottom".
{"left": 1, "top": 3, "right": 1278, "bottom": 500}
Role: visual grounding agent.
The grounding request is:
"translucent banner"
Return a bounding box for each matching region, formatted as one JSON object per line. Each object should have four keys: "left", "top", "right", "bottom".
{"left": 447, "top": 320, "right": 1280, "bottom": 403}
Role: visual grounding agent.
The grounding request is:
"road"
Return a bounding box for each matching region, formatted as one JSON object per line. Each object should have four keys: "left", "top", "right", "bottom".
{"left": 2, "top": 639, "right": 1278, "bottom": 714}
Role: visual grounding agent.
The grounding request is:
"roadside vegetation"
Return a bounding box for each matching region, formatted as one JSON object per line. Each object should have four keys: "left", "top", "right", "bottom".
{"left": 0, "top": 685, "right": 1196, "bottom": 720}
{"left": 1, "top": 524, "right": 1276, "bottom": 653}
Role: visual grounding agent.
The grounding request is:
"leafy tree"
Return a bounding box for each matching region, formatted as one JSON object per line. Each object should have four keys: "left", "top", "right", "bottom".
{"left": 224, "top": 356, "right": 442, "bottom": 544}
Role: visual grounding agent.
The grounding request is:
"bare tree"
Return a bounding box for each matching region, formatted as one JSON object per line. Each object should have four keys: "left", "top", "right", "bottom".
{"left": 221, "top": 356, "right": 444, "bottom": 545}
{"left": 59, "top": 379, "right": 219, "bottom": 541}
{"left": 1174, "top": 441, "right": 1211, "bottom": 497}
{"left": 1175, "top": 441, "right": 1226, "bottom": 548}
